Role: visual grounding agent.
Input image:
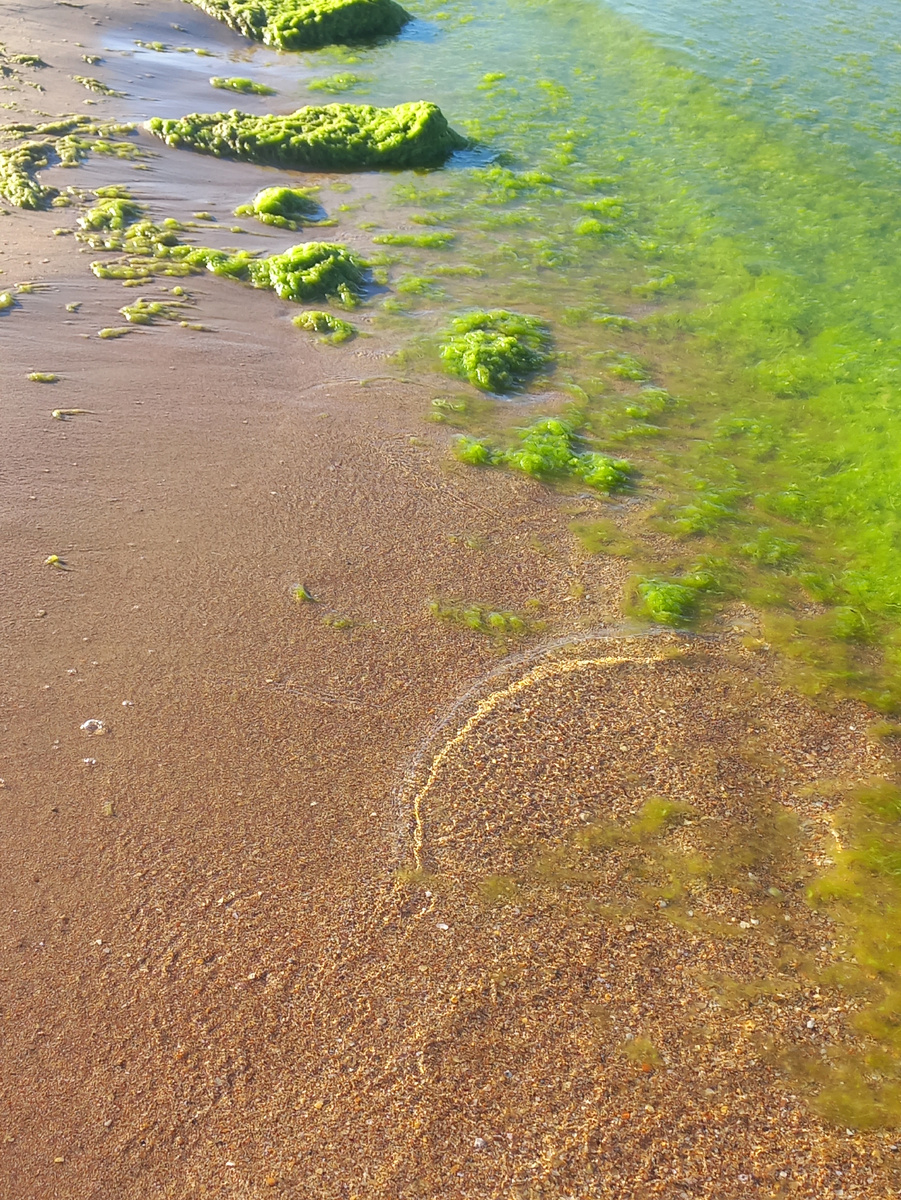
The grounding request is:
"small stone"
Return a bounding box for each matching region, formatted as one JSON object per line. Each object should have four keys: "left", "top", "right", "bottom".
{"left": 437, "top": 922, "right": 449, "bottom": 931}
{"left": 80, "top": 719, "right": 105, "bottom": 734}
{"left": 473, "top": 1137, "right": 487, "bottom": 1150}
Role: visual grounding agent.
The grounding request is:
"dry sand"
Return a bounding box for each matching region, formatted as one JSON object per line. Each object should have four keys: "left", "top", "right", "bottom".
{"left": 1, "top": 2, "right": 900, "bottom": 1196}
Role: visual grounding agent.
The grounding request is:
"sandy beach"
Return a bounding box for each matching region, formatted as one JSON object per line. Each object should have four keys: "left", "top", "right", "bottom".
{"left": 2, "top": 2, "right": 901, "bottom": 1196}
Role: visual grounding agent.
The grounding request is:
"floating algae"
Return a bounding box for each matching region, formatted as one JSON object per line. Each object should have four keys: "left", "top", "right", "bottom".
{"left": 145, "top": 102, "right": 467, "bottom": 170}
{"left": 0, "top": 289, "right": 14, "bottom": 310}
{"left": 210, "top": 76, "right": 276, "bottom": 95}
{"left": 439, "top": 309, "right": 551, "bottom": 393}
{"left": 455, "top": 418, "right": 632, "bottom": 494}
{"left": 185, "top": 0, "right": 410, "bottom": 50}
{"left": 234, "top": 185, "right": 321, "bottom": 229}
{"left": 28, "top": 372, "right": 58, "bottom": 382}
{"left": 293, "top": 309, "right": 356, "bottom": 342}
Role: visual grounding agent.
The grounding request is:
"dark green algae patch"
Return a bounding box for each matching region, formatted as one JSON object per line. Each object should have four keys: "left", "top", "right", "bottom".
{"left": 145, "top": 102, "right": 466, "bottom": 171}
{"left": 187, "top": 0, "right": 410, "bottom": 50}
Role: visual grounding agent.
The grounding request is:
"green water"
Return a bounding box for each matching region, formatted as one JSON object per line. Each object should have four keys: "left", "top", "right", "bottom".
{"left": 286, "top": 0, "right": 901, "bottom": 704}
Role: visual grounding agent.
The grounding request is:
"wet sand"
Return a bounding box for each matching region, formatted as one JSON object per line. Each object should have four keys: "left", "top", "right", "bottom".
{"left": 1, "top": 2, "right": 900, "bottom": 1197}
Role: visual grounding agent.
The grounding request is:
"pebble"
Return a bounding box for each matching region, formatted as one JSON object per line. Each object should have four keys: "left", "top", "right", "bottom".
{"left": 80, "top": 719, "right": 105, "bottom": 734}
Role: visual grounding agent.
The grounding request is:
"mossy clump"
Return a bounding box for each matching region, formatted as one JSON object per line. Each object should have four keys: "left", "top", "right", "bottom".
{"left": 235, "top": 185, "right": 321, "bottom": 229}
{"left": 293, "top": 309, "right": 356, "bottom": 342}
{"left": 0, "top": 141, "right": 58, "bottom": 209}
{"left": 455, "top": 418, "right": 632, "bottom": 494}
{"left": 28, "top": 372, "right": 58, "bottom": 383}
{"left": 186, "top": 0, "right": 411, "bottom": 50}
{"left": 439, "top": 310, "right": 551, "bottom": 393}
{"left": 145, "top": 102, "right": 467, "bottom": 171}
{"left": 210, "top": 76, "right": 276, "bottom": 95}
{"left": 78, "top": 193, "right": 143, "bottom": 231}
{"left": 0, "top": 291, "right": 14, "bottom": 311}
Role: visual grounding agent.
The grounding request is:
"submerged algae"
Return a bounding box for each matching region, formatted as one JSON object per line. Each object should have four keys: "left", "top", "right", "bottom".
{"left": 439, "top": 309, "right": 551, "bottom": 393}
{"left": 145, "top": 102, "right": 467, "bottom": 170}
{"left": 186, "top": 0, "right": 410, "bottom": 50}
{"left": 455, "top": 418, "right": 632, "bottom": 494}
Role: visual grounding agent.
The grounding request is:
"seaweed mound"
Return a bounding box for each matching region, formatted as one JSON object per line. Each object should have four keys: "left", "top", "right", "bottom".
{"left": 235, "top": 185, "right": 321, "bottom": 229}
{"left": 187, "top": 0, "right": 410, "bottom": 51}
{"left": 145, "top": 102, "right": 467, "bottom": 171}
{"left": 439, "top": 310, "right": 551, "bottom": 393}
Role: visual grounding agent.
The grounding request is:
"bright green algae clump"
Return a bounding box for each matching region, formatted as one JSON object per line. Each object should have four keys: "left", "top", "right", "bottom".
{"left": 77, "top": 193, "right": 366, "bottom": 305}
{"left": 145, "top": 103, "right": 467, "bottom": 171}
{"left": 455, "top": 418, "right": 632, "bottom": 494}
{"left": 235, "top": 185, "right": 321, "bottom": 229}
{"left": 210, "top": 77, "right": 276, "bottom": 96}
{"left": 293, "top": 310, "right": 356, "bottom": 342}
{"left": 439, "top": 309, "right": 551, "bottom": 393}
{"left": 186, "top": 0, "right": 410, "bottom": 50}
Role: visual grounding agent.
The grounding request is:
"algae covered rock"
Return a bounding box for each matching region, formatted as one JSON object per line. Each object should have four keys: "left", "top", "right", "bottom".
{"left": 187, "top": 0, "right": 410, "bottom": 51}
{"left": 145, "top": 102, "right": 467, "bottom": 171}
{"left": 439, "top": 309, "right": 551, "bottom": 393}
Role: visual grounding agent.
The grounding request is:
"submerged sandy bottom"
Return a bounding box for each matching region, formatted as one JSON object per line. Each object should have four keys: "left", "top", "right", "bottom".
{"left": 1, "top": 2, "right": 900, "bottom": 1197}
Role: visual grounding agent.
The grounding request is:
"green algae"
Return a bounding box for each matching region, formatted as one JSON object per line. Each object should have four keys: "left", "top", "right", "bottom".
{"left": 0, "top": 118, "right": 142, "bottom": 209}
{"left": 185, "top": 0, "right": 410, "bottom": 50}
{"left": 428, "top": 598, "right": 530, "bottom": 641}
{"left": 292, "top": 309, "right": 356, "bottom": 342}
{"left": 28, "top": 372, "right": 57, "bottom": 383}
{"left": 308, "top": 72, "right": 371, "bottom": 94}
{"left": 439, "top": 309, "right": 550, "bottom": 393}
{"left": 72, "top": 76, "right": 123, "bottom": 97}
{"left": 210, "top": 77, "right": 276, "bottom": 96}
{"left": 455, "top": 418, "right": 632, "bottom": 494}
{"left": 145, "top": 102, "right": 467, "bottom": 170}
{"left": 0, "top": 141, "right": 57, "bottom": 208}
{"left": 632, "top": 576, "right": 708, "bottom": 627}
{"left": 372, "top": 230, "right": 455, "bottom": 248}
{"left": 0, "top": 290, "right": 14, "bottom": 310}
{"left": 98, "top": 326, "right": 135, "bottom": 339}
{"left": 234, "top": 185, "right": 321, "bottom": 230}
{"left": 120, "top": 297, "right": 187, "bottom": 325}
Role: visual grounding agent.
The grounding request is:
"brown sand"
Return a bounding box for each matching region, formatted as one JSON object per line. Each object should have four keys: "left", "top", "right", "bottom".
{"left": 1, "top": 3, "right": 900, "bottom": 1197}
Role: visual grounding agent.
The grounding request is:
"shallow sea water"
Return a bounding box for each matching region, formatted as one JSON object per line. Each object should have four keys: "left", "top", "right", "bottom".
{"left": 90, "top": 0, "right": 901, "bottom": 696}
